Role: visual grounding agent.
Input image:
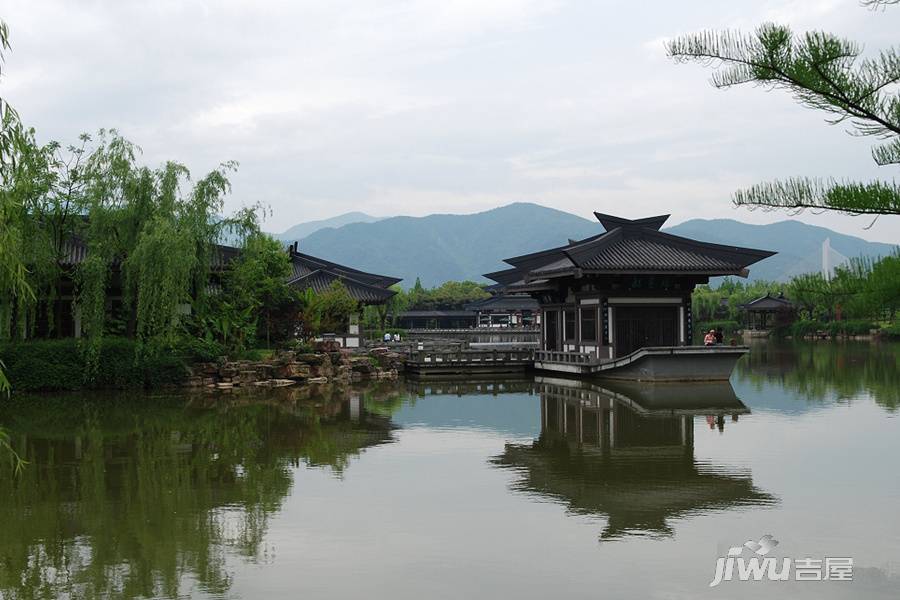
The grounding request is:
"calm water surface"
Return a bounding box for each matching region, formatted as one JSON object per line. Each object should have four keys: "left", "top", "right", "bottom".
{"left": 1, "top": 341, "right": 898, "bottom": 599}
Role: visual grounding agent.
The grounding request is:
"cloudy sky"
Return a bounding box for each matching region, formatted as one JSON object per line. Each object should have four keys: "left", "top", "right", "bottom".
{"left": 3, "top": 0, "right": 898, "bottom": 242}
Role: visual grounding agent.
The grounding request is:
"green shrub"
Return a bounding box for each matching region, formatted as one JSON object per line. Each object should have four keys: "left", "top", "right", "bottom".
{"left": 825, "top": 320, "right": 875, "bottom": 336}
{"left": 881, "top": 322, "right": 900, "bottom": 339}
{"left": 789, "top": 319, "right": 875, "bottom": 338}
{"left": 286, "top": 339, "right": 316, "bottom": 354}
{"left": 174, "top": 336, "right": 225, "bottom": 362}
{"left": 235, "top": 348, "right": 274, "bottom": 361}
{"left": 696, "top": 320, "right": 741, "bottom": 335}
{"left": 0, "top": 337, "right": 188, "bottom": 392}
{"left": 790, "top": 320, "right": 824, "bottom": 338}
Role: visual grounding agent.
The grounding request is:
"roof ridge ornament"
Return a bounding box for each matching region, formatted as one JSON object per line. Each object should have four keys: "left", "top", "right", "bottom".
{"left": 593, "top": 213, "right": 670, "bottom": 232}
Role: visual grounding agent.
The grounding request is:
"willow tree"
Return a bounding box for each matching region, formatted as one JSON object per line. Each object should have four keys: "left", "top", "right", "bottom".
{"left": 74, "top": 131, "right": 258, "bottom": 369}
{"left": 0, "top": 19, "right": 30, "bottom": 474}
{"left": 667, "top": 1, "right": 900, "bottom": 216}
{"left": 0, "top": 19, "right": 33, "bottom": 392}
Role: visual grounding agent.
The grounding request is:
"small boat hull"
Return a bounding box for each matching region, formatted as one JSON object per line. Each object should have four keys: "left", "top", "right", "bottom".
{"left": 534, "top": 346, "right": 749, "bottom": 382}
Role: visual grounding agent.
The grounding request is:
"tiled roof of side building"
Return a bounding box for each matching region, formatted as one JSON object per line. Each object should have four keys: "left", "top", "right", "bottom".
{"left": 741, "top": 294, "right": 794, "bottom": 309}
{"left": 289, "top": 251, "right": 401, "bottom": 289}
{"left": 56, "top": 236, "right": 399, "bottom": 304}
{"left": 287, "top": 269, "right": 397, "bottom": 304}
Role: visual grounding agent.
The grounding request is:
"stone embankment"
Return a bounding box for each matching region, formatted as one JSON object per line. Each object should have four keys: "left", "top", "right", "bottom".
{"left": 181, "top": 345, "right": 405, "bottom": 391}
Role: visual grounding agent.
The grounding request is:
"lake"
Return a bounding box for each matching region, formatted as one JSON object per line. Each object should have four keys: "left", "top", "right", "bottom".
{"left": 0, "top": 341, "right": 898, "bottom": 599}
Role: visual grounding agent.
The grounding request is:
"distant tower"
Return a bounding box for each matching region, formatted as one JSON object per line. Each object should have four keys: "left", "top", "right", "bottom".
{"left": 822, "top": 237, "right": 849, "bottom": 280}
{"left": 822, "top": 237, "right": 832, "bottom": 280}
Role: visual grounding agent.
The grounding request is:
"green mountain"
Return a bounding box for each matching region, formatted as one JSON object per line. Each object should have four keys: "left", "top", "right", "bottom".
{"left": 294, "top": 202, "right": 895, "bottom": 288}
{"left": 664, "top": 218, "right": 896, "bottom": 284}
{"left": 298, "top": 203, "right": 598, "bottom": 287}
{"left": 272, "top": 211, "right": 382, "bottom": 242}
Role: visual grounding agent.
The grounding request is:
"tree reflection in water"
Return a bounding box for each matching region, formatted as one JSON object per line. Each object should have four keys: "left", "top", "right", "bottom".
{"left": 735, "top": 340, "right": 899, "bottom": 411}
{"left": 0, "top": 382, "right": 404, "bottom": 599}
{"left": 492, "top": 378, "right": 776, "bottom": 540}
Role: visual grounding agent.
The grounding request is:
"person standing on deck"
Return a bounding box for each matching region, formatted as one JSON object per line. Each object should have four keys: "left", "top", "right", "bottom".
{"left": 704, "top": 329, "right": 717, "bottom": 346}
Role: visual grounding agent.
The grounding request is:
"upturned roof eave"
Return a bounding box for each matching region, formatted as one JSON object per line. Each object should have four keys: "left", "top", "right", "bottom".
{"left": 523, "top": 267, "right": 753, "bottom": 282}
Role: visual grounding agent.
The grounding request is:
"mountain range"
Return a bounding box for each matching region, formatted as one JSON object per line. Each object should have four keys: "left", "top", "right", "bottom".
{"left": 271, "top": 203, "right": 896, "bottom": 288}
{"left": 272, "top": 211, "right": 383, "bottom": 242}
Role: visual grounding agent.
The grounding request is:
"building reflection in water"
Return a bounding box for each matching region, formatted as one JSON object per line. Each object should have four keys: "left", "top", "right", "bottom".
{"left": 492, "top": 377, "right": 776, "bottom": 540}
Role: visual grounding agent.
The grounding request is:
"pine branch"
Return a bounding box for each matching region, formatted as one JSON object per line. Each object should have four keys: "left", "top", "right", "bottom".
{"left": 873, "top": 138, "right": 900, "bottom": 165}
{"left": 733, "top": 178, "right": 900, "bottom": 215}
{"left": 666, "top": 24, "right": 900, "bottom": 139}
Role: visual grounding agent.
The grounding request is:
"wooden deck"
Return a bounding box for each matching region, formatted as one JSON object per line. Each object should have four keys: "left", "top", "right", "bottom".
{"left": 404, "top": 345, "right": 749, "bottom": 382}
{"left": 533, "top": 346, "right": 750, "bottom": 381}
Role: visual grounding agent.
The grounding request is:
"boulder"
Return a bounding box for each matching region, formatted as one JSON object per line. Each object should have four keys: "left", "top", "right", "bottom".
{"left": 349, "top": 357, "right": 375, "bottom": 374}
{"left": 296, "top": 353, "right": 325, "bottom": 365}
{"left": 275, "top": 362, "right": 311, "bottom": 380}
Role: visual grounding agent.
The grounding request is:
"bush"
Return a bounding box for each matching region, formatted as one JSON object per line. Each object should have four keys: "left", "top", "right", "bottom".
{"left": 880, "top": 322, "right": 900, "bottom": 339}
{"left": 286, "top": 338, "right": 316, "bottom": 354}
{"left": 696, "top": 320, "right": 741, "bottom": 335}
{"left": 0, "top": 339, "right": 83, "bottom": 391}
{"left": 0, "top": 337, "right": 188, "bottom": 392}
{"left": 790, "top": 320, "right": 824, "bottom": 338}
{"left": 174, "top": 336, "right": 225, "bottom": 362}
{"left": 825, "top": 320, "right": 875, "bottom": 336}
{"left": 789, "top": 319, "right": 875, "bottom": 338}
{"left": 235, "top": 348, "right": 274, "bottom": 361}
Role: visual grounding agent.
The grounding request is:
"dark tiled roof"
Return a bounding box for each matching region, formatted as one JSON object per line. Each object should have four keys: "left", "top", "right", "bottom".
{"left": 575, "top": 236, "right": 744, "bottom": 272}
{"left": 486, "top": 213, "right": 775, "bottom": 286}
{"left": 287, "top": 269, "right": 396, "bottom": 303}
{"left": 483, "top": 268, "right": 527, "bottom": 286}
{"left": 289, "top": 251, "right": 401, "bottom": 289}
{"left": 60, "top": 237, "right": 90, "bottom": 265}
{"left": 465, "top": 294, "right": 539, "bottom": 311}
{"left": 56, "top": 236, "right": 398, "bottom": 305}
{"left": 741, "top": 294, "right": 794, "bottom": 310}
{"left": 398, "top": 310, "right": 476, "bottom": 318}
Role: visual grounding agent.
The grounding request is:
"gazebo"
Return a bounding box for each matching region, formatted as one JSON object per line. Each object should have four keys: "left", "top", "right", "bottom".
{"left": 740, "top": 293, "right": 795, "bottom": 333}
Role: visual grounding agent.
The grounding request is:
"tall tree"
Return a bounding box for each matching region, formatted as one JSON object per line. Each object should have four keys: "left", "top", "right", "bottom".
{"left": 667, "top": 2, "right": 900, "bottom": 216}
{"left": 0, "top": 19, "right": 33, "bottom": 391}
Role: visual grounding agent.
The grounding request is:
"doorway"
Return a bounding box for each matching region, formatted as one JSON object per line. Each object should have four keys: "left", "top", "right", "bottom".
{"left": 613, "top": 306, "right": 677, "bottom": 357}
{"left": 545, "top": 310, "right": 559, "bottom": 351}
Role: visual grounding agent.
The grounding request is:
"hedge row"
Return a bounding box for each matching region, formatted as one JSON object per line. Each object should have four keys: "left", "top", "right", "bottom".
{"left": 878, "top": 322, "right": 900, "bottom": 339}
{"left": 789, "top": 320, "right": 876, "bottom": 337}
{"left": 0, "top": 337, "right": 188, "bottom": 392}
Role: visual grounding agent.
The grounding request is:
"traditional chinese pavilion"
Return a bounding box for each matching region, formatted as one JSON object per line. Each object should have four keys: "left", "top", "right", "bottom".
{"left": 484, "top": 213, "right": 775, "bottom": 379}
{"left": 739, "top": 293, "right": 795, "bottom": 334}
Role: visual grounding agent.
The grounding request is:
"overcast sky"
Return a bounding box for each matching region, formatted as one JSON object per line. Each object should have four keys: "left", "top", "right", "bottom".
{"left": 3, "top": 0, "right": 899, "bottom": 242}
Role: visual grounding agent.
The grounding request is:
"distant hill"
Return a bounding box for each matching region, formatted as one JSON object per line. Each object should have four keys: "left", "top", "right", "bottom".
{"left": 665, "top": 218, "right": 896, "bottom": 283}
{"left": 298, "top": 203, "right": 599, "bottom": 288}
{"left": 294, "top": 202, "right": 895, "bottom": 288}
{"left": 272, "top": 211, "right": 382, "bottom": 242}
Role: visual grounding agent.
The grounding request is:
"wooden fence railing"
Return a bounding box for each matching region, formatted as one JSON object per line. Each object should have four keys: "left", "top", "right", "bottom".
{"left": 406, "top": 348, "right": 535, "bottom": 365}
{"left": 533, "top": 350, "right": 597, "bottom": 365}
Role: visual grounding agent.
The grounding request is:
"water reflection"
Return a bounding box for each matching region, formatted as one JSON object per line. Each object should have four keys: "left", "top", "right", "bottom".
{"left": 492, "top": 377, "right": 776, "bottom": 540}
{"left": 0, "top": 383, "right": 404, "bottom": 599}
{"left": 735, "top": 341, "right": 899, "bottom": 412}
{"left": 0, "top": 342, "right": 896, "bottom": 599}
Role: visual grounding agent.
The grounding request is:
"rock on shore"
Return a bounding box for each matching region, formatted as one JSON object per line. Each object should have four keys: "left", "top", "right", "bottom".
{"left": 181, "top": 344, "right": 404, "bottom": 391}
